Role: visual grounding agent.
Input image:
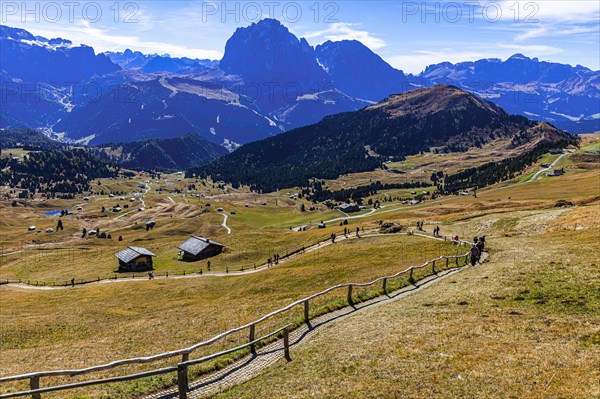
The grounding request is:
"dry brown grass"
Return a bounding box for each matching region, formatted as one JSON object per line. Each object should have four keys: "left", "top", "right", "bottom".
{"left": 213, "top": 229, "right": 600, "bottom": 399}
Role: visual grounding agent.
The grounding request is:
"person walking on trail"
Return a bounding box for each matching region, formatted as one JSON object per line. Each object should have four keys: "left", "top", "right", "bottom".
{"left": 331, "top": 233, "right": 336, "bottom": 243}
{"left": 453, "top": 235, "right": 459, "bottom": 245}
{"left": 356, "top": 226, "right": 360, "bottom": 238}
{"left": 470, "top": 244, "right": 480, "bottom": 267}
{"left": 71, "top": 278, "right": 75, "bottom": 287}
{"left": 148, "top": 271, "right": 154, "bottom": 280}
{"left": 478, "top": 236, "right": 486, "bottom": 251}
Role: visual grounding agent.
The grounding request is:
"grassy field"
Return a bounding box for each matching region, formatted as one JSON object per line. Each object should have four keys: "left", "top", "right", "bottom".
{"left": 0, "top": 234, "right": 457, "bottom": 398}
{"left": 212, "top": 212, "right": 600, "bottom": 399}
{"left": 0, "top": 138, "right": 598, "bottom": 398}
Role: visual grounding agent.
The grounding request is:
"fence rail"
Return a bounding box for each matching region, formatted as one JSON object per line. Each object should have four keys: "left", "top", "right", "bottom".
{"left": 0, "top": 227, "right": 370, "bottom": 287}
{"left": 0, "top": 241, "right": 471, "bottom": 399}
{"left": 0, "top": 231, "right": 466, "bottom": 288}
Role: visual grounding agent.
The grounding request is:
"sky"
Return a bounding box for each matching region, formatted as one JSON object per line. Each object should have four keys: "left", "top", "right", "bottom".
{"left": 1, "top": 1, "right": 599, "bottom": 74}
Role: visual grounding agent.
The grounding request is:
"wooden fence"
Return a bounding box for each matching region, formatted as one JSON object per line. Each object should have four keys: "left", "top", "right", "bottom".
{"left": 0, "top": 227, "right": 365, "bottom": 288}
{"left": 0, "top": 244, "right": 472, "bottom": 399}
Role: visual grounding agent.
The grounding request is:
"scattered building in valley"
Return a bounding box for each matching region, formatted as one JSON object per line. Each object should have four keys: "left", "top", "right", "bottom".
{"left": 115, "top": 246, "right": 156, "bottom": 272}
{"left": 178, "top": 236, "right": 225, "bottom": 261}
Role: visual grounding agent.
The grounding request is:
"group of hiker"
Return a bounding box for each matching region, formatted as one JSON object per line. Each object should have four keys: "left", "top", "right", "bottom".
{"left": 469, "top": 236, "right": 486, "bottom": 266}
{"left": 432, "top": 226, "right": 441, "bottom": 237}
{"left": 267, "top": 253, "right": 280, "bottom": 267}
{"left": 342, "top": 226, "right": 363, "bottom": 238}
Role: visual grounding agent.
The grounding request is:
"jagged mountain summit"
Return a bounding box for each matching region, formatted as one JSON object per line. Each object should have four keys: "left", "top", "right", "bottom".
{"left": 0, "top": 19, "right": 597, "bottom": 149}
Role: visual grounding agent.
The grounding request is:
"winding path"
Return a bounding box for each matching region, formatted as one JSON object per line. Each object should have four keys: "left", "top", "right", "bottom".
{"left": 527, "top": 152, "right": 566, "bottom": 182}
{"left": 221, "top": 213, "right": 231, "bottom": 234}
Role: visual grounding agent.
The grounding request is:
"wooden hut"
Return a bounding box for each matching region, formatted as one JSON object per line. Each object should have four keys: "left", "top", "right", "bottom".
{"left": 115, "top": 246, "right": 156, "bottom": 272}
{"left": 178, "top": 236, "right": 224, "bottom": 261}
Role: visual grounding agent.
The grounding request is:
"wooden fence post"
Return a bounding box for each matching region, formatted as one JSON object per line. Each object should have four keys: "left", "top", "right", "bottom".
{"left": 283, "top": 326, "right": 291, "bottom": 361}
{"left": 382, "top": 277, "right": 387, "bottom": 294}
{"left": 303, "top": 300, "right": 309, "bottom": 324}
{"left": 347, "top": 285, "right": 353, "bottom": 306}
{"left": 431, "top": 260, "right": 436, "bottom": 274}
{"left": 249, "top": 324, "right": 256, "bottom": 355}
{"left": 455, "top": 256, "right": 458, "bottom": 266}
{"left": 446, "top": 257, "right": 449, "bottom": 268}
{"left": 409, "top": 268, "right": 414, "bottom": 283}
{"left": 30, "top": 376, "right": 40, "bottom": 399}
{"left": 177, "top": 363, "right": 188, "bottom": 399}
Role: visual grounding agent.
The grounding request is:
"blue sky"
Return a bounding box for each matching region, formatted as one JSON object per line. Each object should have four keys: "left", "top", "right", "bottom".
{"left": 2, "top": 1, "right": 599, "bottom": 73}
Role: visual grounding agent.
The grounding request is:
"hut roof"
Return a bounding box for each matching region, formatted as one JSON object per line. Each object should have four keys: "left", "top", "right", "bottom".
{"left": 178, "top": 236, "right": 224, "bottom": 256}
{"left": 115, "top": 246, "right": 156, "bottom": 263}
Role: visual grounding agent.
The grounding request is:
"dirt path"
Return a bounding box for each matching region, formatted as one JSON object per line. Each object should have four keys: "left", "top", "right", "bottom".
{"left": 221, "top": 213, "right": 231, "bottom": 234}
{"left": 1, "top": 231, "right": 446, "bottom": 291}
{"left": 141, "top": 256, "right": 482, "bottom": 399}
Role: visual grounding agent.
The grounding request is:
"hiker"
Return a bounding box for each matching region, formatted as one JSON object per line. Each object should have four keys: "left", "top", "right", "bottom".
{"left": 71, "top": 278, "right": 75, "bottom": 287}
{"left": 344, "top": 227, "right": 348, "bottom": 237}
{"left": 148, "top": 271, "right": 154, "bottom": 280}
{"left": 331, "top": 233, "right": 336, "bottom": 243}
{"left": 470, "top": 244, "right": 480, "bottom": 267}
{"left": 207, "top": 260, "right": 211, "bottom": 271}
{"left": 478, "top": 236, "right": 486, "bottom": 251}
{"left": 453, "top": 235, "right": 459, "bottom": 245}
{"left": 267, "top": 257, "right": 272, "bottom": 267}
{"left": 356, "top": 226, "right": 360, "bottom": 237}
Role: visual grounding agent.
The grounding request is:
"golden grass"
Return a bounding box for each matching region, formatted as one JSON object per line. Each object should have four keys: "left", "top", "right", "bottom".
{"left": 212, "top": 229, "right": 600, "bottom": 399}
{"left": 0, "top": 234, "right": 454, "bottom": 398}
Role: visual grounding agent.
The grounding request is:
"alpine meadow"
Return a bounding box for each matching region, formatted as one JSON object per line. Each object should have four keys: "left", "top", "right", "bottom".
{"left": 0, "top": 2, "right": 598, "bottom": 399}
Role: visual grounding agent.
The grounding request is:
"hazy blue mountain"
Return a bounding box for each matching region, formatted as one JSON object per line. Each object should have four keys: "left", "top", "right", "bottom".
{"left": 1, "top": 20, "right": 598, "bottom": 148}
{"left": 105, "top": 49, "right": 218, "bottom": 73}
{"left": 220, "top": 18, "right": 331, "bottom": 111}
{"left": 315, "top": 40, "right": 410, "bottom": 102}
{"left": 54, "top": 76, "right": 283, "bottom": 146}
{"left": 0, "top": 25, "right": 119, "bottom": 83}
{"left": 421, "top": 54, "right": 600, "bottom": 133}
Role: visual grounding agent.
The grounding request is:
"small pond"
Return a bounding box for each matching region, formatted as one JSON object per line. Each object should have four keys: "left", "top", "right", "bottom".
{"left": 43, "top": 209, "right": 71, "bottom": 216}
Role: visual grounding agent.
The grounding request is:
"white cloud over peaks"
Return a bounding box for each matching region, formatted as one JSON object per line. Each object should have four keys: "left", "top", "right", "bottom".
{"left": 301, "top": 22, "right": 386, "bottom": 50}
{"left": 15, "top": 21, "right": 223, "bottom": 60}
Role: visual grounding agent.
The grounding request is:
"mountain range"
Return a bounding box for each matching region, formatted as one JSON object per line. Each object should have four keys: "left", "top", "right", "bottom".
{"left": 191, "top": 85, "right": 573, "bottom": 191}
{"left": 0, "top": 19, "right": 597, "bottom": 149}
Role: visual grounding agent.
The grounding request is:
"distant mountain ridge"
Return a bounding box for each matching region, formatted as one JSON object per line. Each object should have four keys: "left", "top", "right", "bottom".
{"left": 105, "top": 49, "right": 218, "bottom": 74}
{"left": 0, "top": 19, "right": 597, "bottom": 149}
{"left": 421, "top": 54, "right": 599, "bottom": 133}
{"left": 98, "top": 132, "right": 228, "bottom": 171}
{"left": 190, "top": 85, "right": 574, "bottom": 191}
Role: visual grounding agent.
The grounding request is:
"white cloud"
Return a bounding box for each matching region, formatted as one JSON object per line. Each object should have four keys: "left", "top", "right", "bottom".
{"left": 7, "top": 21, "right": 223, "bottom": 59}
{"left": 300, "top": 22, "right": 386, "bottom": 50}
